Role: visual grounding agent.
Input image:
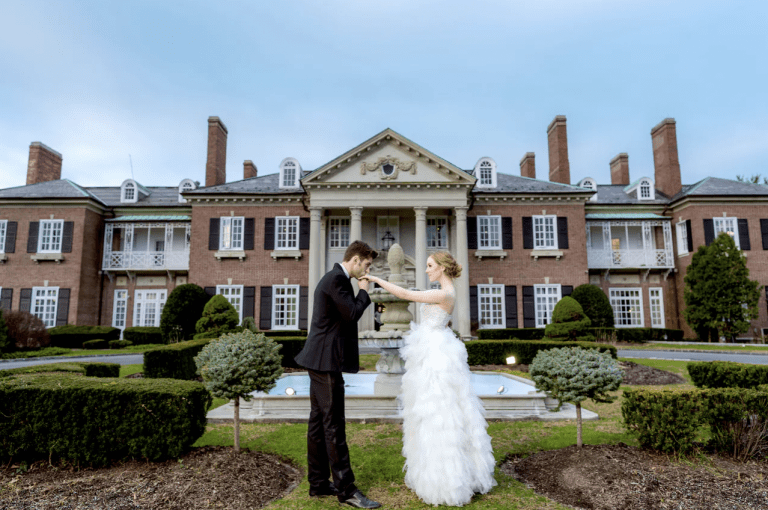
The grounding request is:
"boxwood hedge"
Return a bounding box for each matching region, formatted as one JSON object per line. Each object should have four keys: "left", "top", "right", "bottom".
{"left": 476, "top": 328, "right": 546, "bottom": 341}
{"left": 687, "top": 361, "right": 768, "bottom": 389}
{"left": 143, "top": 339, "right": 212, "bottom": 380}
{"left": 0, "top": 361, "right": 119, "bottom": 379}
{"left": 123, "top": 327, "right": 164, "bottom": 345}
{"left": 48, "top": 325, "right": 121, "bottom": 348}
{"left": 465, "top": 339, "right": 616, "bottom": 365}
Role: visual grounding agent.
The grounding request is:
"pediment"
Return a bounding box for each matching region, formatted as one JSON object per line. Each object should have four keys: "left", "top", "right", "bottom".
{"left": 302, "top": 129, "right": 476, "bottom": 186}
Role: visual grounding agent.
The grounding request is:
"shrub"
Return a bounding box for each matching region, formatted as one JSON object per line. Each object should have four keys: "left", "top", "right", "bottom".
{"left": 48, "top": 325, "right": 121, "bottom": 348}
{"left": 108, "top": 340, "right": 133, "bottom": 349}
{"left": 123, "top": 327, "right": 163, "bottom": 345}
{"left": 195, "top": 295, "right": 239, "bottom": 338}
{"left": 143, "top": 339, "right": 212, "bottom": 380}
{"left": 268, "top": 337, "right": 307, "bottom": 368}
{"left": 160, "top": 284, "right": 209, "bottom": 343}
{"left": 702, "top": 387, "right": 768, "bottom": 460}
{"left": 588, "top": 327, "right": 616, "bottom": 343}
{"left": 0, "top": 309, "right": 9, "bottom": 353}
{"left": 82, "top": 339, "right": 108, "bottom": 350}
{"left": 687, "top": 361, "right": 768, "bottom": 389}
{"left": 531, "top": 347, "right": 623, "bottom": 447}
{"left": 544, "top": 297, "right": 594, "bottom": 342}
{"left": 0, "top": 347, "right": 71, "bottom": 359}
{"left": 622, "top": 388, "right": 705, "bottom": 453}
{"left": 241, "top": 316, "right": 258, "bottom": 333}
{"left": 260, "top": 330, "right": 307, "bottom": 338}
{"left": 571, "top": 284, "right": 614, "bottom": 328}
{"left": 0, "top": 374, "right": 210, "bottom": 466}
{"left": 193, "top": 326, "right": 244, "bottom": 340}
{"left": 195, "top": 331, "right": 283, "bottom": 451}
{"left": 82, "top": 362, "right": 121, "bottom": 378}
{"left": 615, "top": 328, "right": 684, "bottom": 343}
{"left": 477, "top": 328, "right": 545, "bottom": 341}
{"left": 0, "top": 361, "right": 120, "bottom": 379}
{"left": 4, "top": 311, "right": 50, "bottom": 350}
{"left": 465, "top": 339, "right": 617, "bottom": 366}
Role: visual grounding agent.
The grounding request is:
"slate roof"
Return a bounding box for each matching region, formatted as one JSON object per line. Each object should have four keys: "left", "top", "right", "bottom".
{"left": 667, "top": 177, "right": 768, "bottom": 202}
{"left": 591, "top": 185, "right": 669, "bottom": 204}
{"left": 585, "top": 213, "right": 669, "bottom": 220}
{"left": 185, "top": 173, "right": 303, "bottom": 195}
{"left": 0, "top": 179, "right": 106, "bottom": 205}
{"left": 473, "top": 173, "right": 593, "bottom": 194}
{"left": 85, "top": 186, "right": 186, "bottom": 207}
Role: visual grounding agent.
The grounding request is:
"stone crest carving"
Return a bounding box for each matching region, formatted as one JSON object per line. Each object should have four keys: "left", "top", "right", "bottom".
{"left": 360, "top": 156, "right": 417, "bottom": 180}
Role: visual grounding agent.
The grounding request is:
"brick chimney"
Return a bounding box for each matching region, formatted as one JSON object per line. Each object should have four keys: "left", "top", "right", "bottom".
{"left": 547, "top": 115, "right": 570, "bottom": 184}
{"left": 205, "top": 116, "right": 228, "bottom": 187}
{"left": 520, "top": 152, "right": 535, "bottom": 179}
{"left": 26, "top": 142, "right": 62, "bottom": 185}
{"left": 651, "top": 118, "right": 682, "bottom": 198}
{"left": 610, "top": 153, "right": 630, "bottom": 186}
{"left": 243, "top": 160, "right": 258, "bottom": 179}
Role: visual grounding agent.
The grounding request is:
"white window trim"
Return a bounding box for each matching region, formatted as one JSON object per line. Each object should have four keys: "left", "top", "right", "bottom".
{"left": 533, "top": 215, "right": 558, "bottom": 250}
{"left": 279, "top": 158, "right": 302, "bottom": 189}
{"left": 32, "top": 286, "right": 59, "bottom": 328}
{"left": 133, "top": 289, "right": 167, "bottom": 328}
{"left": 272, "top": 284, "right": 300, "bottom": 330}
{"left": 609, "top": 288, "right": 644, "bottom": 328}
{"left": 217, "top": 285, "right": 244, "bottom": 324}
{"left": 477, "top": 215, "right": 502, "bottom": 250}
{"left": 219, "top": 216, "right": 245, "bottom": 251}
{"left": 121, "top": 180, "right": 138, "bottom": 203}
{"left": 676, "top": 221, "right": 689, "bottom": 256}
{"left": 713, "top": 217, "right": 740, "bottom": 249}
{"left": 474, "top": 157, "right": 497, "bottom": 188}
{"left": 0, "top": 220, "right": 6, "bottom": 253}
{"left": 112, "top": 289, "right": 129, "bottom": 332}
{"left": 426, "top": 216, "right": 449, "bottom": 250}
{"left": 534, "top": 284, "right": 561, "bottom": 328}
{"left": 649, "top": 288, "right": 665, "bottom": 329}
{"left": 638, "top": 179, "right": 654, "bottom": 200}
{"left": 178, "top": 179, "right": 196, "bottom": 203}
{"left": 477, "top": 284, "right": 506, "bottom": 329}
{"left": 38, "top": 219, "right": 64, "bottom": 253}
{"left": 329, "top": 216, "right": 351, "bottom": 250}
{"left": 275, "top": 216, "right": 300, "bottom": 250}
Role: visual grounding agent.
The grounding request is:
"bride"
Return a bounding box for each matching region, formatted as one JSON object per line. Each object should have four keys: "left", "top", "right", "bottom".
{"left": 359, "top": 252, "right": 497, "bottom": 506}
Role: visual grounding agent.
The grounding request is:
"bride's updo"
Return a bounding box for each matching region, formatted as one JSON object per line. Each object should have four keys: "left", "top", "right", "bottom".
{"left": 430, "top": 251, "right": 462, "bottom": 279}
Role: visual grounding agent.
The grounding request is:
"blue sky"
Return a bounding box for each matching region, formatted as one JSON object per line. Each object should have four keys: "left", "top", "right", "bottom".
{"left": 1, "top": 0, "right": 766, "bottom": 189}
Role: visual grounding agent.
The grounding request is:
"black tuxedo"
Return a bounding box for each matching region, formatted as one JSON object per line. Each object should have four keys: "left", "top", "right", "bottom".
{"left": 293, "top": 263, "right": 372, "bottom": 498}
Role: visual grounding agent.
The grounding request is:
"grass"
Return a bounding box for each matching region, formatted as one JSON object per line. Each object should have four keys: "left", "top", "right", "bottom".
{"left": 623, "top": 342, "right": 768, "bottom": 352}
{"left": 64, "top": 344, "right": 165, "bottom": 357}
{"left": 118, "top": 364, "right": 144, "bottom": 378}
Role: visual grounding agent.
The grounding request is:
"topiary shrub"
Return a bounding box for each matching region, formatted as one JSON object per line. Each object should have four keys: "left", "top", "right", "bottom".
{"left": 571, "top": 284, "right": 614, "bottom": 328}
{"left": 123, "top": 327, "right": 163, "bottom": 345}
{"left": 195, "top": 330, "right": 283, "bottom": 451}
{"left": 0, "top": 361, "right": 119, "bottom": 379}
{"left": 544, "top": 296, "right": 594, "bottom": 342}
{"left": 687, "top": 361, "right": 768, "bottom": 389}
{"left": 48, "top": 325, "right": 121, "bottom": 348}
{"left": 108, "top": 340, "right": 133, "bottom": 349}
{"left": 143, "top": 339, "right": 212, "bottom": 380}
{"left": 4, "top": 311, "right": 50, "bottom": 350}
{"left": 0, "top": 309, "right": 9, "bottom": 353}
{"left": 194, "top": 295, "right": 239, "bottom": 339}
{"left": 531, "top": 346, "right": 623, "bottom": 447}
{"left": 82, "top": 339, "right": 108, "bottom": 350}
{"left": 465, "top": 339, "right": 617, "bottom": 365}
{"left": 160, "top": 284, "right": 209, "bottom": 343}
{"left": 622, "top": 388, "right": 705, "bottom": 453}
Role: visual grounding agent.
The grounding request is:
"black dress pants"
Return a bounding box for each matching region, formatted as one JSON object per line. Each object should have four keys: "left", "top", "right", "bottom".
{"left": 307, "top": 369, "right": 357, "bottom": 498}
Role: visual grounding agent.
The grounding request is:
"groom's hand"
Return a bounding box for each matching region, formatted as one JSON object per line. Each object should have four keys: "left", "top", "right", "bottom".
{"left": 357, "top": 275, "right": 370, "bottom": 292}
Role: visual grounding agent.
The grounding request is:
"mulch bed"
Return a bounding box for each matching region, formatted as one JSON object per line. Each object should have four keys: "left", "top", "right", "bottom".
{"left": 503, "top": 443, "right": 768, "bottom": 510}
{"left": 471, "top": 361, "right": 686, "bottom": 386}
{"left": 0, "top": 446, "right": 302, "bottom": 510}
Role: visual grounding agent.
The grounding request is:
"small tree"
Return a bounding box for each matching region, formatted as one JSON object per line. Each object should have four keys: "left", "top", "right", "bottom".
{"left": 571, "top": 284, "right": 614, "bottom": 328}
{"left": 160, "top": 284, "right": 209, "bottom": 343}
{"left": 684, "top": 233, "right": 762, "bottom": 342}
{"left": 530, "top": 346, "right": 623, "bottom": 447}
{"left": 194, "top": 330, "right": 283, "bottom": 451}
{"left": 544, "top": 296, "right": 594, "bottom": 342}
{"left": 0, "top": 309, "right": 9, "bottom": 353}
{"left": 194, "top": 295, "right": 239, "bottom": 339}
{"left": 4, "top": 311, "right": 50, "bottom": 350}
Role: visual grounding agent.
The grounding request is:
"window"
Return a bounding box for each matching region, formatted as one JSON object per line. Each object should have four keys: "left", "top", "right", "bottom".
{"left": 478, "top": 284, "right": 505, "bottom": 329}
{"left": 649, "top": 288, "right": 664, "bottom": 328}
{"left": 533, "top": 215, "right": 557, "bottom": 249}
{"left": 123, "top": 182, "right": 135, "bottom": 201}
{"left": 474, "top": 158, "right": 497, "bottom": 188}
{"left": 279, "top": 158, "right": 301, "bottom": 189}
{"left": 112, "top": 290, "right": 128, "bottom": 331}
{"left": 639, "top": 180, "right": 652, "bottom": 199}
{"left": 272, "top": 285, "right": 299, "bottom": 330}
{"left": 275, "top": 216, "right": 299, "bottom": 250}
{"left": 676, "top": 221, "right": 689, "bottom": 256}
{"left": 0, "top": 220, "right": 6, "bottom": 253}
{"left": 178, "top": 179, "right": 196, "bottom": 203}
{"left": 427, "top": 217, "right": 448, "bottom": 249}
{"left": 329, "top": 218, "right": 350, "bottom": 249}
{"left": 478, "top": 215, "right": 501, "bottom": 249}
{"left": 133, "top": 290, "right": 167, "bottom": 327}
{"left": 220, "top": 217, "right": 244, "bottom": 250}
{"left": 535, "top": 284, "right": 561, "bottom": 328}
{"left": 217, "top": 285, "right": 244, "bottom": 323}
{"left": 38, "top": 219, "right": 64, "bottom": 253}
{"left": 610, "top": 288, "right": 644, "bottom": 327}
{"left": 713, "top": 217, "right": 739, "bottom": 248}
{"left": 580, "top": 178, "right": 596, "bottom": 190}
{"left": 32, "top": 287, "right": 59, "bottom": 328}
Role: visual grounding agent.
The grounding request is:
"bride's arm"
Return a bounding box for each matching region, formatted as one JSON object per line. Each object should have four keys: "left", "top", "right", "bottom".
{"left": 361, "top": 275, "right": 448, "bottom": 304}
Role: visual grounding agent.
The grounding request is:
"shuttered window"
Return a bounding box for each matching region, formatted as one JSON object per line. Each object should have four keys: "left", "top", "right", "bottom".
{"left": 713, "top": 217, "right": 739, "bottom": 248}
{"left": 32, "top": 287, "right": 59, "bottom": 328}
{"left": 219, "top": 217, "right": 244, "bottom": 250}
{"left": 38, "top": 220, "right": 64, "bottom": 253}
{"left": 478, "top": 284, "right": 505, "bottom": 329}
{"left": 0, "top": 220, "right": 5, "bottom": 253}
{"left": 534, "top": 284, "right": 561, "bottom": 328}
{"left": 272, "top": 285, "right": 299, "bottom": 330}
{"left": 676, "top": 221, "right": 689, "bottom": 256}
{"left": 533, "top": 215, "right": 557, "bottom": 249}
{"left": 478, "top": 216, "right": 501, "bottom": 249}
{"left": 275, "top": 217, "right": 300, "bottom": 250}
{"left": 217, "top": 285, "right": 244, "bottom": 323}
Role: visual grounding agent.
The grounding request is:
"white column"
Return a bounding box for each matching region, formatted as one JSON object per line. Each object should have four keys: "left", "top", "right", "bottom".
{"left": 414, "top": 207, "right": 428, "bottom": 290}
{"left": 455, "top": 207, "right": 471, "bottom": 338}
{"left": 349, "top": 206, "right": 363, "bottom": 243}
{"left": 320, "top": 216, "right": 327, "bottom": 275}
{"left": 307, "top": 207, "right": 323, "bottom": 327}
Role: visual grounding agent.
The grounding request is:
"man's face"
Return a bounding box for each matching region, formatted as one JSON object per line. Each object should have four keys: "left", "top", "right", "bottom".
{"left": 350, "top": 256, "right": 373, "bottom": 279}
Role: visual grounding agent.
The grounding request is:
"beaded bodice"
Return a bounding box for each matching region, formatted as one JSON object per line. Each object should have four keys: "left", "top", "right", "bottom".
{"left": 421, "top": 303, "right": 452, "bottom": 329}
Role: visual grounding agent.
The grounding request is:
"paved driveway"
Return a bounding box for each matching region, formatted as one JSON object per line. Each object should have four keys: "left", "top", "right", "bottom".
{"left": 617, "top": 349, "right": 768, "bottom": 365}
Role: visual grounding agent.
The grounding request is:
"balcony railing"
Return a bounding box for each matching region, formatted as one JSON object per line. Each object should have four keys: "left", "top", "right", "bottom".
{"left": 586, "top": 219, "right": 674, "bottom": 270}
{"left": 587, "top": 248, "right": 673, "bottom": 269}
{"left": 104, "top": 250, "right": 190, "bottom": 270}
{"left": 102, "top": 221, "right": 190, "bottom": 271}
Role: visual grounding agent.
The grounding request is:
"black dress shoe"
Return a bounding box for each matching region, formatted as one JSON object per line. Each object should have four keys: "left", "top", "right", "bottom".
{"left": 309, "top": 484, "right": 339, "bottom": 497}
{"left": 339, "top": 490, "right": 382, "bottom": 509}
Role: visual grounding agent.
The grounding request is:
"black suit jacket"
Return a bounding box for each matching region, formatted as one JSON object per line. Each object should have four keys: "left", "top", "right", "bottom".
{"left": 294, "top": 263, "right": 371, "bottom": 373}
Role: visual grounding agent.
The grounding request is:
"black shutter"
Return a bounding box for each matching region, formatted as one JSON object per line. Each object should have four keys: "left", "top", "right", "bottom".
{"left": 0, "top": 288, "right": 12, "bottom": 310}
{"left": 243, "top": 218, "right": 255, "bottom": 250}
{"left": 61, "top": 221, "right": 74, "bottom": 253}
{"left": 56, "top": 289, "right": 70, "bottom": 326}
{"left": 522, "top": 286, "right": 535, "bottom": 328}
{"left": 738, "top": 219, "right": 751, "bottom": 250}
{"left": 5, "top": 221, "right": 16, "bottom": 253}
{"left": 208, "top": 218, "right": 220, "bottom": 250}
{"left": 501, "top": 217, "right": 513, "bottom": 250}
{"left": 259, "top": 286, "right": 273, "bottom": 330}
{"left": 562, "top": 285, "right": 573, "bottom": 297}
{"left": 467, "top": 217, "right": 477, "bottom": 250}
{"left": 469, "top": 286, "right": 478, "bottom": 326}
{"left": 686, "top": 219, "right": 693, "bottom": 253}
{"left": 766, "top": 287, "right": 768, "bottom": 315}
{"left": 505, "top": 285, "right": 517, "bottom": 328}
{"left": 522, "top": 217, "right": 533, "bottom": 249}
{"left": 703, "top": 219, "right": 715, "bottom": 246}
{"left": 19, "top": 288, "right": 32, "bottom": 312}
{"left": 299, "top": 218, "right": 310, "bottom": 250}
{"left": 264, "top": 218, "right": 275, "bottom": 250}
{"left": 761, "top": 219, "right": 768, "bottom": 250}
{"left": 299, "top": 286, "right": 309, "bottom": 330}
{"left": 203, "top": 287, "right": 216, "bottom": 299}
{"left": 557, "top": 217, "right": 569, "bottom": 249}
{"left": 27, "top": 221, "right": 39, "bottom": 253}
{"left": 243, "top": 286, "right": 255, "bottom": 321}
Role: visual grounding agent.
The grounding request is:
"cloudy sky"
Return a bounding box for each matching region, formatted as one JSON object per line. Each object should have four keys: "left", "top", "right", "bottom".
{"left": 1, "top": 1, "right": 766, "bottom": 189}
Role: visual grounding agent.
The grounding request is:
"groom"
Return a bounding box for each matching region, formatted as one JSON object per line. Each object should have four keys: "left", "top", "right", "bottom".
{"left": 294, "top": 240, "right": 382, "bottom": 509}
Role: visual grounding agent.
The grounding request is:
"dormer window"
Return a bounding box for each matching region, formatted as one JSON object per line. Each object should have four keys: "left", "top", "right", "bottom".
{"left": 178, "top": 179, "right": 197, "bottom": 203}
{"left": 639, "top": 179, "right": 652, "bottom": 199}
{"left": 624, "top": 177, "right": 655, "bottom": 201}
{"left": 120, "top": 179, "right": 143, "bottom": 204}
{"left": 474, "top": 158, "right": 497, "bottom": 188}
{"left": 580, "top": 178, "right": 596, "bottom": 191}
{"left": 124, "top": 182, "right": 135, "bottom": 201}
{"left": 279, "top": 158, "right": 301, "bottom": 189}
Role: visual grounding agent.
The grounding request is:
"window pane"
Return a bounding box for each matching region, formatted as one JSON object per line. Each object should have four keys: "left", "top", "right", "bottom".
{"left": 479, "top": 216, "right": 500, "bottom": 249}
{"left": 535, "top": 285, "right": 560, "bottom": 327}
{"left": 478, "top": 285, "right": 504, "bottom": 328}
{"left": 276, "top": 218, "right": 298, "bottom": 249}
{"left": 427, "top": 218, "right": 448, "bottom": 248}
{"left": 272, "top": 286, "right": 299, "bottom": 329}
{"left": 610, "top": 289, "right": 643, "bottom": 327}
{"left": 534, "top": 216, "right": 555, "bottom": 249}
{"left": 330, "top": 218, "right": 350, "bottom": 248}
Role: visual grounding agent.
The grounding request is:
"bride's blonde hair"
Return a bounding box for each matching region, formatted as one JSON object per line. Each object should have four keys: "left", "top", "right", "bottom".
{"left": 430, "top": 251, "right": 462, "bottom": 279}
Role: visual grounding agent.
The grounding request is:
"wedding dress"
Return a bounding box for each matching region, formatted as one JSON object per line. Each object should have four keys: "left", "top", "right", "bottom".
{"left": 398, "top": 298, "right": 497, "bottom": 506}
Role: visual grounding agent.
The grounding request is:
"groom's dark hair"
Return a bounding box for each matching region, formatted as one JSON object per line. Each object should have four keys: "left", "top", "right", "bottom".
{"left": 343, "top": 240, "right": 378, "bottom": 262}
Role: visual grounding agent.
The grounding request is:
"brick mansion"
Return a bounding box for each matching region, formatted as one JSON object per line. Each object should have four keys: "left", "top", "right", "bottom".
{"left": 1, "top": 115, "right": 767, "bottom": 340}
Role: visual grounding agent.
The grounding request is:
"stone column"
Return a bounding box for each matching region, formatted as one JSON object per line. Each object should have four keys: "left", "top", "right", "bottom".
{"left": 307, "top": 207, "right": 323, "bottom": 327}
{"left": 349, "top": 207, "right": 363, "bottom": 243}
{"left": 414, "top": 207, "right": 428, "bottom": 290}
{"left": 320, "top": 216, "right": 327, "bottom": 275}
{"left": 454, "top": 207, "right": 471, "bottom": 338}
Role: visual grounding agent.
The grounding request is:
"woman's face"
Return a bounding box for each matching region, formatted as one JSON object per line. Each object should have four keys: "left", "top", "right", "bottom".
{"left": 426, "top": 256, "right": 444, "bottom": 282}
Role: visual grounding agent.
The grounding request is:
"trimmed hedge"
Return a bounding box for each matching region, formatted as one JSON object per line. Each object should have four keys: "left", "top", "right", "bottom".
{"left": 48, "top": 325, "right": 121, "bottom": 348}
{"left": 108, "top": 340, "right": 133, "bottom": 349}
{"left": 465, "top": 340, "right": 617, "bottom": 365}
{"left": 82, "top": 339, "right": 108, "bottom": 349}
{"left": 687, "top": 361, "right": 768, "bottom": 389}
{"left": 143, "top": 339, "right": 212, "bottom": 380}
{"left": 83, "top": 362, "right": 121, "bottom": 378}
{"left": 123, "top": 327, "right": 164, "bottom": 345}
{"left": 0, "top": 362, "right": 120, "bottom": 379}
{"left": 268, "top": 336, "right": 307, "bottom": 368}
{"left": 477, "top": 328, "right": 546, "bottom": 341}
{"left": 261, "top": 330, "right": 307, "bottom": 338}
{"left": 0, "top": 374, "right": 211, "bottom": 466}
{"left": 0, "top": 347, "right": 71, "bottom": 359}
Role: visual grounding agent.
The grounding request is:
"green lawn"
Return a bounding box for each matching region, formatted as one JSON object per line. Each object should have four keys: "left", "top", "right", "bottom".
{"left": 624, "top": 342, "right": 768, "bottom": 353}
{"left": 65, "top": 344, "right": 166, "bottom": 357}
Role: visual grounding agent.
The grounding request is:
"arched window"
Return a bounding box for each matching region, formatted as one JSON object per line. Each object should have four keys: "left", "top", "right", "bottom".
{"left": 178, "top": 179, "right": 197, "bottom": 203}
{"left": 123, "top": 182, "right": 135, "bottom": 201}
{"left": 639, "top": 179, "right": 652, "bottom": 199}
{"left": 474, "top": 158, "right": 497, "bottom": 188}
{"left": 279, "top": 158, "right": 301, "bottom": 189}
{"left": 581, "top": 179, "right": 596, "bottom": 191}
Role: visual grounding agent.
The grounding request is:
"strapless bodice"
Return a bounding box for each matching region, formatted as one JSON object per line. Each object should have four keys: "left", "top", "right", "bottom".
{"left": 420, "top": 303, "right": 452, "bottom": 329}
